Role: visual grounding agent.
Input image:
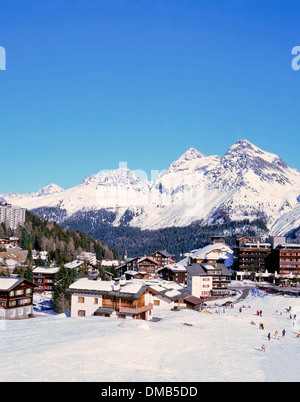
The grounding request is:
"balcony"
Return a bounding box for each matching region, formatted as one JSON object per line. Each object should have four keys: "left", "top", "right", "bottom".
{"left": 118, "top": 303, "right": 153, "bottom": 315}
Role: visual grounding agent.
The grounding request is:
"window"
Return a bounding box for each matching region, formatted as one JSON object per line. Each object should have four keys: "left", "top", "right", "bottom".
{"left": 15, "top": 290, "right": 24, "bottom": 296}
{"left": 78, "top": 310, "right": 86, "bottom": 316}
{"left": 154, "top": 300, "right": 160, "bottom": 306}
{"left": 78, "top": 297, "right": 85, "bottom": 303}
{"left": 94, "top": 298, "right": 98, "bottom": 304}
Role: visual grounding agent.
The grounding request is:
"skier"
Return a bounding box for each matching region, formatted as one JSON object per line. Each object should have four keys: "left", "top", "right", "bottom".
{"left": 267, "top": 333, "right": 271, "bottom": 341}
{"left": 282, "top": 329, "right": 286, "bottom": 337}
{"left": 261, "top": 345, "right": 266, "bottom": 352}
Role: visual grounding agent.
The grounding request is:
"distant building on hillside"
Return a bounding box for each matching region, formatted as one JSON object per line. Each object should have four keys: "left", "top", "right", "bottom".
{"left": 76, "top": 252, "right": 97, "bottom": 266}
{"left": 32, "top": 266, "right": 60, "bottom": 294}
{"left": 0, "top": 202, "right": 26, "bottom": 229}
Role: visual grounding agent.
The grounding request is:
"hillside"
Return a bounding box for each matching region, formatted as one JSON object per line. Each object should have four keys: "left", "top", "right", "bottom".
{"left": 62, "top": 211, "right": 268, "bottom": 259}
{"left": 15, "top": 210, "right": 119, "bottom": 264}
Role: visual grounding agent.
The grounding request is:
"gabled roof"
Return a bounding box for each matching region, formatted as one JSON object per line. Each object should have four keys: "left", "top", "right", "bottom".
{"left": 138, "top": 256, "right": 159, "bottom": 265}
{"left": 151, "top": 250, "right": 172, "bottom": 258}
{"left": 158, "top": 263, "right": 187, "bottom": 273}
{"left": 32, "top": 267, "right": 60, "bottom": 274}
{"left": 0, "top": 277, "right": 37, "bottom": 292}
{"left": 67, "top": 278, "right": 150, "bottom": 300}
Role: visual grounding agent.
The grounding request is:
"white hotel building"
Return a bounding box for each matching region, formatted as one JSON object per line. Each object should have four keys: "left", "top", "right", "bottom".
{"left": 0, "top": 202, "right": 26, "bottom": 229}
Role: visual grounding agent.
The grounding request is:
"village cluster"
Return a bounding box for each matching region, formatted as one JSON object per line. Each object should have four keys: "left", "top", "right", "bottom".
{"left": 1, "top": 231, "right": 300, "bottom": 322}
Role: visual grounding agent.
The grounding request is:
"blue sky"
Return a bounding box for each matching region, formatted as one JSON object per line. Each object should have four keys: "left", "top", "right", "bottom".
{"left": 0, "top": 0, "right": 300, "bottom": 193}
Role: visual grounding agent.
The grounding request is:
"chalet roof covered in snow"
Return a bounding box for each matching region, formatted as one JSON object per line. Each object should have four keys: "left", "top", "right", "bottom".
{"left": 64, "top": 260, "right": 84, "bottom": 269}
{"left": 32, "top": 267, "right": 60, "bottom": 274}
{"left": 67, "top": 278, "right": 150, "bottom": 299}
{"left": 183, "top": 243, "right": 234, "bottom": 267}
{"left": 0, "top": 277, "right": 36, "bottom": 292}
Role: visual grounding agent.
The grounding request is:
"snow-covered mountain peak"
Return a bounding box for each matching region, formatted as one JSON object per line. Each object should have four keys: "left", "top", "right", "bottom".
{"left": 170, "top": 147, "right": 204, "bottom": 167}
{"left": 180, "top": 146, "right": 205, "bottom": 160}
{"left": 166, "top": 147, "right": 219, "bottom": 174}
{"left": 226, "top": 139, "right": 289, "bottom": 168}
{"left": 36, "top": 183, "right": 64, "bottom": 197}
{"left": 2, "top": 139, "right": 300, "bottom": 236}
{"left": 80, "top": 167, "right": 150, "bottom": 189}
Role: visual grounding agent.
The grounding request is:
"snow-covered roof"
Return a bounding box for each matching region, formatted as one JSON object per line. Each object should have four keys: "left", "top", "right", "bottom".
{"left": 64, "top": 260, "right": 84, "bottom": 269}
{"left": 158, "top": 262, "right": 187, "bottom": 272}
{"left": 0, "top": 278, "right": 19, "bottom": 290}
{"left": 182, "top": 243, "right": 234, "bottom": 267}
{"left": 68, "top": 278, "right": 147, "bottom": 298}
{"left": 32, "top": 267, "right": 60, "bottom": 274}
{"left": 0, "top": 277, "right": 36, "bottom": 291}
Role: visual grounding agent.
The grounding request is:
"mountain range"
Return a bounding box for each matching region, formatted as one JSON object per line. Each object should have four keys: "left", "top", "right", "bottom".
{"left": 2, "top": 139, "right": 300, "bottom": 236}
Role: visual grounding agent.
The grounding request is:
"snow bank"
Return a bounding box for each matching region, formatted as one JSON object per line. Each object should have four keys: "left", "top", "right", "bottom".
{"left": 1, "top": 291, "right": 300, "bottom": 382}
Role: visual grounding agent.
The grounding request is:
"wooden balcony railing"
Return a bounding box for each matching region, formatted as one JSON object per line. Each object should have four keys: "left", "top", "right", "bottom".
{"left": 118, "top": 303, "right": 153, "bottom": 315}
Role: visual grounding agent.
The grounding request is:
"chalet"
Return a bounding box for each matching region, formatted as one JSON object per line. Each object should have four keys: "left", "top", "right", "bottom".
{"left": 158, "top": 263, "right": 187, "bottom": 284}
{"left": 32, "top": 266, "right": 60, "bottom": 294}
{"left": 0, "top": 239, "right": 9, "bottom": 247}
{"left": 116, "top": 256, "right": 159, "bottom": 278}
{"left": 137, "top": 256, "right": 159, "bottom": 277}
{"left": 9, "top": 237, "right": 20, "bottom": 248}
{"left": 116, "top": 257, "right": 140, "bottom": 276}
{"left": 124, "top": 271, "right": 149, "bottom": 280}
{"left": 145, "top": 279, "right": 189, "bottom": 310}
{"left": 151, "top": 250, "right": 173, "bottom": 267}
{"left": 186, "top": 243, "right": 233, "bottom": 266}
{"left": 0, "top": 277, "right": 37, "bottom": 319}
{"left": 68, "top": 277, "right": 189, "bottom": 319}
{"left": 68, "top": 277, "right": 153, "bottom": 320}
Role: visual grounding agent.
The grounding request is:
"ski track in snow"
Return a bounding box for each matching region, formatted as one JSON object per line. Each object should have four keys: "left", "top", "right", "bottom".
{"left": 1, "top": 290, "right": 300, "bottom": 382}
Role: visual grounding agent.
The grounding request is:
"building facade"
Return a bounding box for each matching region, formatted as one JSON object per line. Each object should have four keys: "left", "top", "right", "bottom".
{"left": 0, "top": 203, "right": 26, "bottom": 229}
{"left": 32, "top": 266, "right": 60, "bottom": 293}
{"left": 68, "top": 277, "right": 153, "bottom": 320}
{"left": 0, "top": 277, "right": 36, "bottom": 319}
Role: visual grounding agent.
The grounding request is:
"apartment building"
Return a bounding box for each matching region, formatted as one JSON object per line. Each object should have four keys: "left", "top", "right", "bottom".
{"left": 234, "top": 235, "right": 300, "bottom": 282}
{"left": 0, "top": 202, "right": 26, "bottom": 229}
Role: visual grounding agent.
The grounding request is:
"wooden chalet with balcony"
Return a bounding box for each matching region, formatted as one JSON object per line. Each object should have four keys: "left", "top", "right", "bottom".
{"left": 151, "top": 250, "right": 174, "bottom": 267}
{"left": 32, "top": 266, "right": 60, "bottom": 293}
{"left": 0, "top": 277, "right": 37, "bottom": 319}
{"left": 116, "top": 256, "right": 160, "bottom": 278}
{"left": 67, "top": 277, "right": 153, "bottom": 320}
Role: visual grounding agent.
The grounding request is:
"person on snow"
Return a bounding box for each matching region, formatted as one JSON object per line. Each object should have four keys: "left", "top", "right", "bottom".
{"left": 267, "top": 333, "right": 271, "bottom": 341}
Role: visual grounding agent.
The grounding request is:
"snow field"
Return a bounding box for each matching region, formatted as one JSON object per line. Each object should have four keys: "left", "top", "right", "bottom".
{"left": 0, "top": 289, "right": 300, "bottom": 382}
